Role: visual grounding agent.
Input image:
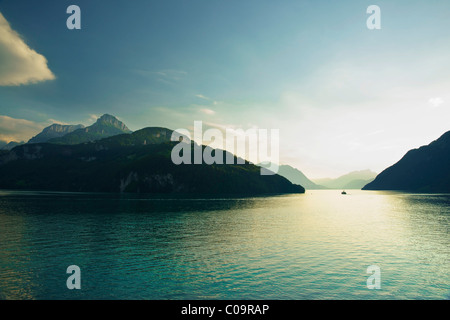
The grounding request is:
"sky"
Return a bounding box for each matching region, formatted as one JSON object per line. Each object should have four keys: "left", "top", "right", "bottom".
{"left": 0, "top": 0, "right": 450, "bottom": 178}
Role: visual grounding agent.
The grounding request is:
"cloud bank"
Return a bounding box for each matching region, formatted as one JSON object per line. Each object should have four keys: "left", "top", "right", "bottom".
{"left": 0, "top": 115, "right": 45, "bottom": 142}
{"left": 0, "top": 12, "right": 55, "bottom": 86}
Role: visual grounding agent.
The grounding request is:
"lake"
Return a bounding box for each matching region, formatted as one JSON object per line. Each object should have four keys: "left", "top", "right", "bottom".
{"left": 0, "top": 190, "right": 449, "bottom": 300}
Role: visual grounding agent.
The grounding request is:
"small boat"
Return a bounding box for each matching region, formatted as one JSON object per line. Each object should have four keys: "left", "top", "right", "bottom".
{"left": 341, "top": 191, "right": 347, "bottom": 195}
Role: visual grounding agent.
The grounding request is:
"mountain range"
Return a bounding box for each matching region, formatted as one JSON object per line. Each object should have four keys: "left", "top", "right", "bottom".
{"left": 47, "top": 114, "right": 132, "bottom": 144}
{"left": 314, "top": 170, "right": 377, "bottom": 190}
{"left": 28, "top": 124, "right": 85, "bottom": 144}
{"left": 0, "top": 115, "right": 304, "bottom": 195}
{"left": 0, "top": 141, "right": 25, "bottom": 151}
{"left": 260, "top": 164, "right": 325, "bottom": 189}
{"left": 363, "top": 130, "right": 450, "bottom": 192}
{"left": 258, "top": 164, "right": 377, "bottom": 190}
{"left": 1, "top": 114, "right": 130, "bottom": 150}
{"left": 4, "top": 113, "right": 448, "bottom": 194}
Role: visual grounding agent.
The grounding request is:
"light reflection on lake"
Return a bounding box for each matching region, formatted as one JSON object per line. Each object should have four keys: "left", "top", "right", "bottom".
{"left": 0, "top": 190, "right": 448, "bottom": 299}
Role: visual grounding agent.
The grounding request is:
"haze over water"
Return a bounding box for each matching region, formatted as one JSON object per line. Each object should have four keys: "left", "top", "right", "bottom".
{"left": 0, "top": 190, "right": 449, "bottom": 300}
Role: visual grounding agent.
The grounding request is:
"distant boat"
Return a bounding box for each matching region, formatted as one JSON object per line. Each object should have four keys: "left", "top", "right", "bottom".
{"left": 341, "top": 191, "right": 347, "bottom": 195}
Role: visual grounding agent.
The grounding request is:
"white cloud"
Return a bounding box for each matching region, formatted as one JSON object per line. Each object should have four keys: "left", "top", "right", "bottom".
{"left": 429, "top": 97, "right": 444, "bottom": 108}
{"left": 195, "top": 94, "right": 220, "bottom": 107}
{"left": 195, "top": 94, "right": 209, "bottom": 100}
{"left": 46, "top": 118, "right": 69, "bottom": 125}
{"left": 199, "top": 108, "right": 215, "bottom": 115}
{"left": 0, "top": 115, "right": 76, "bottom": 143}
{"left": 133, "top": 69, "right": 187, "bottom": 85}
{"left": 0, "top": 12, "right": 55, "bottom": 86}
{"left": 0, "top": 115, "right": 45, "bottom": 142}
{"left": 87, "top": 114, "right": 100, "bottom": 122}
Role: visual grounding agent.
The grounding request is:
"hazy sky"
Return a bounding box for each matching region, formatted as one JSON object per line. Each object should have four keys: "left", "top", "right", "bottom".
{"left": 1, "top": 0, "right": 450, "bottom": 178}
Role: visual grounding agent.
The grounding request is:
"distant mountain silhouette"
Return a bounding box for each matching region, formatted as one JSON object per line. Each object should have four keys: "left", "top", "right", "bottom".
{"left": 48, "top": 114, "right": 132, "bottom": 145}
{"left": 0, "top": 141, "right": 25, "bottom": 150}
{"left": 314, "top": 170, "right": 377, "bottom": 189}
{"left": 0, "top": 127, "right": 304, "bottom": 195}
{"left": 363, "top": 130, "right": 450, "bottom": 192}
{"left": 28, "top": 124, "right": 85, "bottom": 144}
{"left": 342, "top": 179, "right": 374, "bottom": 189}
{"left": 259, "top": 163, "right": 325, "bottom": 189}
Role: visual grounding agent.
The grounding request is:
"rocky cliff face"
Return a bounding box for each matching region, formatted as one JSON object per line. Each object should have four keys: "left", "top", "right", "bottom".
{"left": 95, "top": 114, "right": 131, "bottom": 132}
{"left": 28, "top": 124, "right": 85, "bottom": 144}
{"left": 47, "top": 114, "right": 132, "bottom": 145}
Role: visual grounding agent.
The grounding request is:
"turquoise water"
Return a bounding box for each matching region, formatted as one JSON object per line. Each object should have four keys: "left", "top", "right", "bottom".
{"left": 0, "top": 190, "right": 449, "bottom": 300}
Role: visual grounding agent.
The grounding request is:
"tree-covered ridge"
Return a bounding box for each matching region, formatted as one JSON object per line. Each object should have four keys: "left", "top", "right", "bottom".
{"left": 0, "top": 129, "right": 304, "bottom": 195}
